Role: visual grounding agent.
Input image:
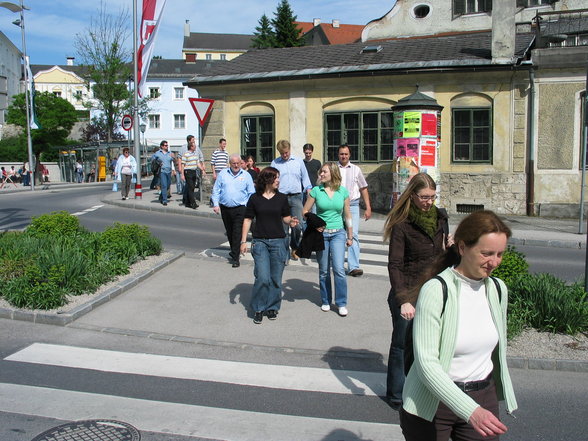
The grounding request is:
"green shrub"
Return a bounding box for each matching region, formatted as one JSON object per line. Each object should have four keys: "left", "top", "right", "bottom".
{"left": 3, "top": 263, "right": 67, "bottom": 309}
{"left": 26, "top": 211, "right": 85, "bottom": 238}
{"left": 99, "top": 223, "right": 161, "bottom": 261}
{"left": 493, "top": 245, "right": 529, "bottom": 286}
{"left": 0, "top": 219, "right": 162, "bottom": 310}
{"left": 508, "top": 273, "right": 588, "bottom": 335}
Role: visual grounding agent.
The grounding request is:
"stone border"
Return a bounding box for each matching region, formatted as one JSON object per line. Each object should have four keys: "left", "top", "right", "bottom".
{"left": 0, "top": 250, "right": 184, "bottom": 326}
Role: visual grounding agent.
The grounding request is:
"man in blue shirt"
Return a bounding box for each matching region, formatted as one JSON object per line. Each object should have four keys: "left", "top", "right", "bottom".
{"left": 151, "top": 140, "right": 176, "bottom": 206}
{"left": 271, "top": 140, "right": 312, "bottom": 260}
{"left": 212, "top": 153, "right": 255, "bottom": 268}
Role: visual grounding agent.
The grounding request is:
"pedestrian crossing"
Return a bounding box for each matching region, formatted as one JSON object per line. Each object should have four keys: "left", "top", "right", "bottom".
{"left": 208, "top": 232, "right": 389, "bottom": 277}
{"left": 3, "top": 343, "right": 402, "bottom": 441}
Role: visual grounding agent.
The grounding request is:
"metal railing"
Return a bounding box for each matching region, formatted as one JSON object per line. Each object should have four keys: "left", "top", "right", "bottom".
{"left": 533, "top": 8, "right": 588, "bottom": 48}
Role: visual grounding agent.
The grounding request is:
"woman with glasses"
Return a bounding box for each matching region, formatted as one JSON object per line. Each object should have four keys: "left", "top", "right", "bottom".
{"left": 114, "top": 147, "right": 137, "bottom": 200}
{"left": 382, "top": 172, "right": 451, "bottom": 409}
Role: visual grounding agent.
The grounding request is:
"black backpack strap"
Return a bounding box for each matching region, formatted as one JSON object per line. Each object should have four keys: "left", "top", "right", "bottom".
{"left": 433, "top": 275, "right": 449, "bottom": 316}
{"left": 490, "top": 276, "right": 502, "bottom": 303}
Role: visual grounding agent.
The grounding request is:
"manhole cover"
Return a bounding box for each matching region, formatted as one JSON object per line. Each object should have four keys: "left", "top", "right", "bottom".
{"left": 31, "top": 419, "right": 140, "bottom": 441}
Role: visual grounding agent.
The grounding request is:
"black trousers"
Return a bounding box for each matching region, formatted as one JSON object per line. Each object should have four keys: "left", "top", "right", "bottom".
{"left": 220, "top": 204, "right": 246, "bottom": 262}
{"left": 183, "top": 169, "right": 199, "bottom": 207}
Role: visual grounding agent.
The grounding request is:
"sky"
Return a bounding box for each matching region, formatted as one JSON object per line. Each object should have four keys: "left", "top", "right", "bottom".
{"left": 0, "top": 0, "right": 394, "bottom": 66}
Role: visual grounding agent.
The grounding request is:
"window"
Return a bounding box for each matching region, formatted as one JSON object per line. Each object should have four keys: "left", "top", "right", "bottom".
{"left": 413, "top": 4, "right": 431, "bottom": 18}
{"left": 148, "top": 114, "right": 160, "bottom": 129}
{"left": 453, "top": 0, "right": 491, "bottom": 16}
{"left": 452, "top": 108, "right": 492, "bottom": 163}
{"left": 53, "top": 91, "right": 62, "bottom": 97}
{"left": 149, "top": 87, "right": 160, "bottom": 99}
{"left": 74, "top": 90, "right": 83, "bottom": 101}
{"left": 174, "top": 114, "right": 186, "bottom": 129}
{"left": 220, "top": 54, "right": 226, "bottom": 61}
{"left": 205, "top": 54, "right": 212, "bottom": 60}
{"left": 242, "top": 115, "right": 274, "bottom": 164}
{"left": 324, "top": 111, "right": 394, "bottom": 162}
{"left": 516, "top": 0, "right": 550, "bottom": 7}
{"left": 174, "top": 87, "right": 184, "bottom": 99}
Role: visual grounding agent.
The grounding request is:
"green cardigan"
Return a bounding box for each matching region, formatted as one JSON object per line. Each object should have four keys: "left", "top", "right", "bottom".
{"left": 402, "top": 267, "right": 518, "bottom": 422}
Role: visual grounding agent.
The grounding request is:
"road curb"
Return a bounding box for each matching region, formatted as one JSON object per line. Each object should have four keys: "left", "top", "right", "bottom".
{"left": 102, "top": 195, "right": 220, "bottom": 220}
{"left": 0, "top": 250, "right": 184, "bottom": 326}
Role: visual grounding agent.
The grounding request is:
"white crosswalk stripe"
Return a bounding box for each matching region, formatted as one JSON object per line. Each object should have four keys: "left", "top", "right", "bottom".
{"left": 3, "top": 343, "right": 402, "bottom": 441}
{"left": 208, "top": 233, "right": 389, "bottom": 277}
{"left": 72, "top": 204, "right": 104, "bottom": 217}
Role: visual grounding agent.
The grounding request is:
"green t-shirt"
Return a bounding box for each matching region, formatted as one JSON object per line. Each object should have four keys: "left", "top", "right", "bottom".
{"left": 310, "top": 184, "right": 349, "bottom": 229}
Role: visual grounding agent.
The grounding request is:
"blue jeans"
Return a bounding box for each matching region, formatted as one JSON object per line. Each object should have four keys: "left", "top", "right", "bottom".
{"left": 316, "top": 229, "right": 347, "bottom": 307}
{"left": 283, "top": 194, "right": 303, "bottom": 252}
{"left": 159, "top": 172, "right": 171, "bottom": 203}
{"left": 250, "top": 238, "right": 287, "bottom": 312}
{"left": 347, "top": 201, "right": 361, "bottom": 272}
{"left": 387, "top": 289, "right": 410, "bottom": 402}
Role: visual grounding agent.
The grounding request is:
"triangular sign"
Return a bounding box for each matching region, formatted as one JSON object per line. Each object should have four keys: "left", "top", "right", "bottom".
{"left": 189, "top": 98, "right": 215, "bottom": 127}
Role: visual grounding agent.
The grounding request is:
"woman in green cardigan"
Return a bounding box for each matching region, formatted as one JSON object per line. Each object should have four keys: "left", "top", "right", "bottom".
{"left": 400, "top": 210, "right": 517, "bottom": 441}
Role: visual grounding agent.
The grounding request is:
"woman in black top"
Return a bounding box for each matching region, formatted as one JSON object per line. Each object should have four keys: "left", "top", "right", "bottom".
{"left": 240, "top": 167, "right": 299, "bottom": 324}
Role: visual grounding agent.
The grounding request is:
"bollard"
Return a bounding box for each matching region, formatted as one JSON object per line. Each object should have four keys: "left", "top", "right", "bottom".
{"left": 134, "top": 183, "right": 142, "bottom": 199}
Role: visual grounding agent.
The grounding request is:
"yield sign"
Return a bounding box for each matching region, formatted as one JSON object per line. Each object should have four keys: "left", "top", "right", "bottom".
{"left": 189, "top": 98, "right": 215, "bottom": 127}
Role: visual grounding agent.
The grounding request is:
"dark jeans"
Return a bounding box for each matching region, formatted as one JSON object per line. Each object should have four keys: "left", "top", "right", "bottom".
{"left": 400, "top": 379, "right": 499, "bottom": 441}
{"left": 250, "top": 238, "right": 287, "bottom": 312}
{"left": 183, "top": 169, "right": 200, "bottom": 207}
{"left": 220, "top": 205, "right": 246, "bottom": 262}
{"left": 387, "top": 289, "right": 410, "bottom": 402}
{"left": 150, "top": 174, "right": 160, "bottom": 190}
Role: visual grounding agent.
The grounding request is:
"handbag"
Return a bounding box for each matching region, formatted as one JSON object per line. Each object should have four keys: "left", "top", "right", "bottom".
{"left": 112, "top": 182, "right": 118, "bottom": 192}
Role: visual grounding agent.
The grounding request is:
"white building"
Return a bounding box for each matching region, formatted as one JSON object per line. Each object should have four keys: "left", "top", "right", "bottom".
{"left": 0, "top": 30, "right": 21, "bottom": 136}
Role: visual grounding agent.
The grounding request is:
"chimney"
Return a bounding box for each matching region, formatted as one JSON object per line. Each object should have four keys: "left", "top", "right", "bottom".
{"left": 184, "top": 20, "right": 190, "bottom": 38}
{"left": 332, "top": 19, "right": 340, "bottom": 28}
{"left": 313, "top": 18, "right": 321, "bottom": 27}
{"left": 66, "top": 57, "right": 75, "bottom": 66}
{"left": 492, "top": 0, "right": 515, "bottom": 63}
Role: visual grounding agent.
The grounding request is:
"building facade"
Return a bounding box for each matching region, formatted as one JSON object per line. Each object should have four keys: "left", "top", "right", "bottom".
{"left": 0, "top": 31, "right": 21, "bottom": 136}
{"left": 187, "top": 0, "right": 588, "bottom": 217}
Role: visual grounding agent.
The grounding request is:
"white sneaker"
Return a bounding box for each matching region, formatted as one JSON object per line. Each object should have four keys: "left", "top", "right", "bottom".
{"left": 321, "top": 304, "right": 330, "bottom": 312}
{"left": 338, "top": 306, "right": 348, "bottom": 317}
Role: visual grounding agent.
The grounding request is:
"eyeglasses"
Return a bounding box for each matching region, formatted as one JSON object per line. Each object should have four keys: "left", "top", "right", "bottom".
{"left": 414, "top": 194, "right": 436, "bottom": 201}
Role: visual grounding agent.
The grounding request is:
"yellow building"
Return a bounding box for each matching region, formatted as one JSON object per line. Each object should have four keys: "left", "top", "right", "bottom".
{"left": 186, "top": 0, "right": 588, "bottom": 216}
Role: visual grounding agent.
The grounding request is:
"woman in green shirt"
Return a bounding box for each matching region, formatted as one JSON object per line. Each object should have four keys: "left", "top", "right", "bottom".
{"left": 303, "top": 162, "right": 353, "bottom": 316}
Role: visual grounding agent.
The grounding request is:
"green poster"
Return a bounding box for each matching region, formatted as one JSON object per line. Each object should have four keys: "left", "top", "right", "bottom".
{"left": 403, "top": 112, "right": 421, "bottom": 137}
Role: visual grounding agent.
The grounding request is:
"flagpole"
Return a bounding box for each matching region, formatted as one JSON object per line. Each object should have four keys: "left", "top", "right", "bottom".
{"left": 133, "top": 0, "right": 142, "bottom": 198}
{"left": 18, "top": 0, "right": 34, "bottom": 191}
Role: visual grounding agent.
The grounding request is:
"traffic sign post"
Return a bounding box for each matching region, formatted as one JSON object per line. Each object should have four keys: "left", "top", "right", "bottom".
{"left": 121, "top": 114, "right": 133, "bottom": 131}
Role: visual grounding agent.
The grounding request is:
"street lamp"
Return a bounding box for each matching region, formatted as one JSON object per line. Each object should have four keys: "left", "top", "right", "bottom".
{"left": 139, "top": 122, "right": 146, "bottom": 174}
{"left": 1, "top": 1, "right": 35, "bottom": 191}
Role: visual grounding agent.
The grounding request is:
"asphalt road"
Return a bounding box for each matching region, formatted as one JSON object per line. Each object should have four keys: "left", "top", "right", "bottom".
{"left": 0, "top": 184, "right": 584, "bottom": 281}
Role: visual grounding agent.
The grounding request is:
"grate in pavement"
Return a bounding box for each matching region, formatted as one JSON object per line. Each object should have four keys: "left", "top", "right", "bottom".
{"left": 31, "top": 419, "right": 140, "bottom": 441}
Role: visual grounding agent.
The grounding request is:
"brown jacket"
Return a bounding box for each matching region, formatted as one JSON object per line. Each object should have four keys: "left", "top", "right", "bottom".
{"left": 387, "top": 208, "right": 448, "bottom": 306}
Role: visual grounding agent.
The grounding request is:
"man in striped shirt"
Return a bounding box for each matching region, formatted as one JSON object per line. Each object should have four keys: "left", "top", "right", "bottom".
{"left": 180, "top": 135, "right": 206, "bottom": 209}
{"left": 210, "top": 138, "right": 229, "bottom": 180}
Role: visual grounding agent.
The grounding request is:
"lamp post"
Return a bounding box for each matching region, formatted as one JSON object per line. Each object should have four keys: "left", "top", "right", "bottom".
{"left": 1, "top": 0, "right": 34, "bottom": 191}
{"left": 139, "top": 122, "right": 146, "bottom": 175}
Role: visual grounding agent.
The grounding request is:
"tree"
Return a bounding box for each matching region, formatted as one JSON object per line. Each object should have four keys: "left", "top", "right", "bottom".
{"left": 252, "top": 14, "right": 276, "bottom": 49}
{"left": 6, "top": 92, "right": 78, "bottom": 161}
{"left": 272, "top": 0, "right": 303, "bottom": 48}
{"left": 74, "top": 2, "right": 131, "bottom": 142}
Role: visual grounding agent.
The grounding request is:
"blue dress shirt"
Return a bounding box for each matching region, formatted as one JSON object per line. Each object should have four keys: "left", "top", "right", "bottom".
{"left": 270, "top": 156, "right": 312, "bottom": 195}
{"left": 211, "top": 168, "right": 255, "bottom": 208}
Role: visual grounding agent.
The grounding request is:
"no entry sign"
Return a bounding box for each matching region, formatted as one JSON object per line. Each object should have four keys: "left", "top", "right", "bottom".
{"left": 121, "top": 114, "right": 133, "bottom": 131}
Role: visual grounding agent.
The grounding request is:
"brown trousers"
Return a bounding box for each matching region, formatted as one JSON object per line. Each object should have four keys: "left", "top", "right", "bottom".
{"left": 400, "top": 379, "right": 500, "bottom": 441}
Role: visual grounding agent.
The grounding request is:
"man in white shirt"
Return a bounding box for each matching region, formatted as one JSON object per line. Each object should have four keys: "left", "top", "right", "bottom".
{"left": 338, "top": 144, "right": 372, "bottom": 277}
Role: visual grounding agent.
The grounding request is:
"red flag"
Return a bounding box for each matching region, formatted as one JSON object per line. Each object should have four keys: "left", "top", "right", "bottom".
{"left": 137, "top": 0, "right": 167, "bottom": 98}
